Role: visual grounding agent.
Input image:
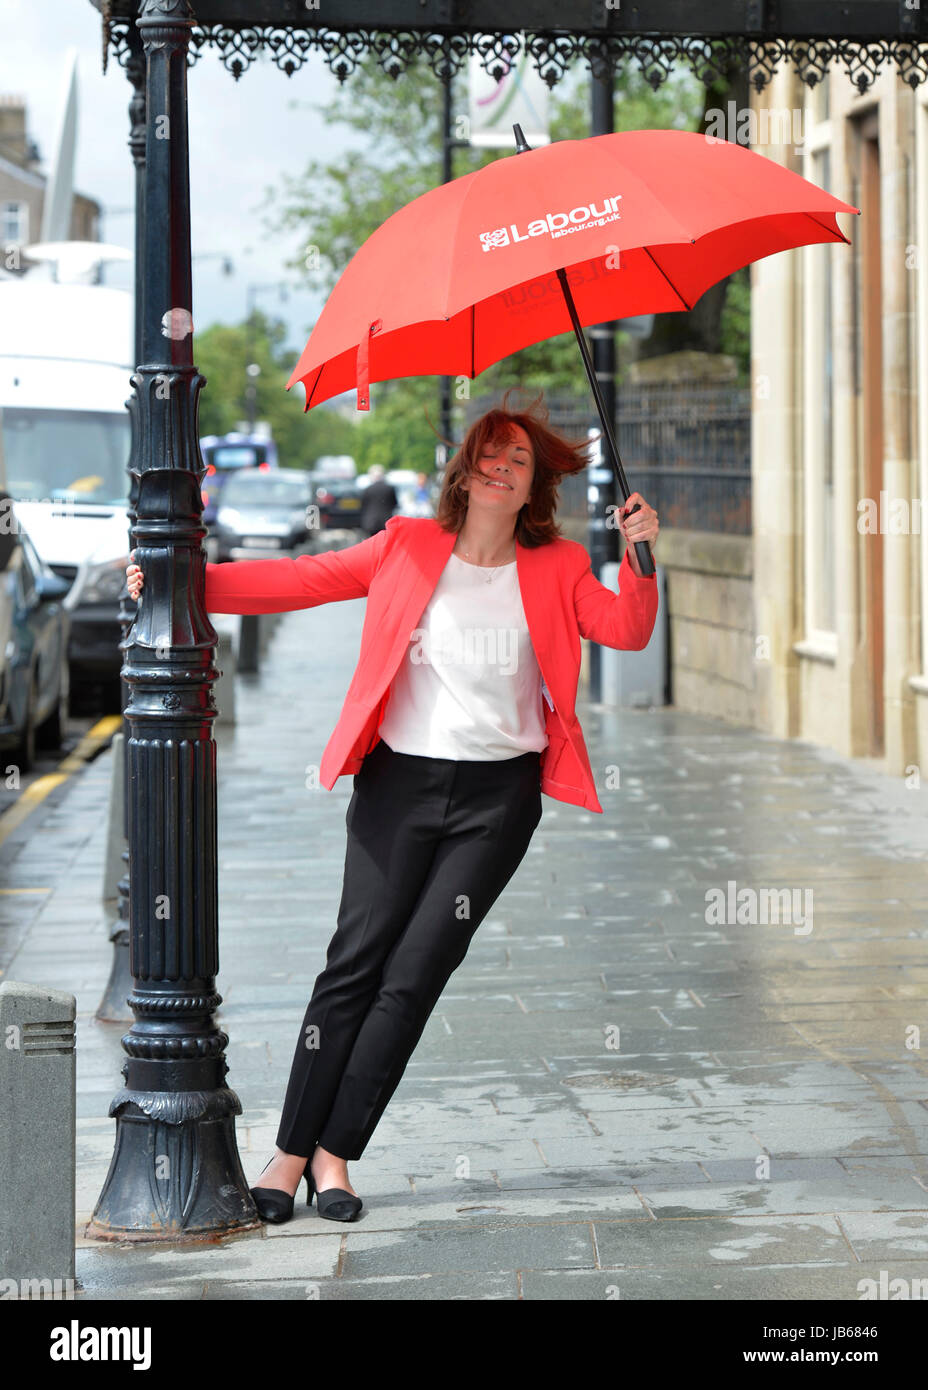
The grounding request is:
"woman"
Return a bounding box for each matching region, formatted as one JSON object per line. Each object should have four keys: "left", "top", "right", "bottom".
{"left": 126, "top": 391, "right": 659, "bottom": 1225}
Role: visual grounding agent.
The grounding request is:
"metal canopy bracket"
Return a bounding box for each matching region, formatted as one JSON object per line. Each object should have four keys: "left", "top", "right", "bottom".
{"left": 745, "top": 1, "right": 777, "bottom": 33}
{"left": 900, "top": 0, "right": 922, "bottom": 38}
{"left": 93, "top": 0, "right": 928, "bottom": 91}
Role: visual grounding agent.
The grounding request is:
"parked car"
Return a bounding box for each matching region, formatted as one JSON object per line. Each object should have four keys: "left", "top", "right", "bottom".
{"left": 312, "top": 454, "right": 356, "bottom": 479}
{"left": 310, "top": 475, "right": 364, "bottom": 529}
{"left": 391, "top": 475, "right": 441, "bottom": 517}
{"left": 0, "top": 524, "right": 71, "bottom": 771}
{"left": 213, "top": 469, "right": 316, "bottom": 561}
{"left": 383, "top": 469, "right": 421, "bottom": 489}
{"left": 201, "top": 432, "right": 278, "bottom": 528}
{"left": 27, "top": 508, "right": 135, "bottom": 702}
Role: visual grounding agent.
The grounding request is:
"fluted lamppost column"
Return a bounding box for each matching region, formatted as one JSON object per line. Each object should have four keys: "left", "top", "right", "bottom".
{"left": 97, "top": 11, "right": 144, "bottom": 1026}
{"left": 88, "top": 0, "right": 258, "bottom": 1239}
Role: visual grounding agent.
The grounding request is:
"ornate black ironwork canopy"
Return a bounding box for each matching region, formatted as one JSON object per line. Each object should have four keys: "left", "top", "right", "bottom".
{"left": 94, "top": 0, "right": 928, "bottom": 92}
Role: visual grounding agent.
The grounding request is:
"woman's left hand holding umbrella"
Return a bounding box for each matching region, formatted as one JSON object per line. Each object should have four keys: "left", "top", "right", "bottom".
{"left": 619, "top": 493, "right": 659, "bottom": 577}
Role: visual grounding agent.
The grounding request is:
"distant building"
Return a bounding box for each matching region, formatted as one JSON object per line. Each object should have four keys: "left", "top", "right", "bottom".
{"left": 0, "top": 94, "right": 99, "bottom": 274}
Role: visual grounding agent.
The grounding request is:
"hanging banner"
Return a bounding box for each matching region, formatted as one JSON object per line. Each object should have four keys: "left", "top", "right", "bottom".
{"left": 467, "top": 51, "right": 550, "bottom": 149}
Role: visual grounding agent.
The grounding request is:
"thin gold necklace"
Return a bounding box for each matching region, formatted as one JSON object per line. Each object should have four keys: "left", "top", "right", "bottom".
{"left": 455, "top": 538, "right": 516, "bottom": 583}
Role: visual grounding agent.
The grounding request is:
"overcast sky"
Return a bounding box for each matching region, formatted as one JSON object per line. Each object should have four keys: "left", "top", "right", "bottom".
{"left": 3, "top": 0, "right": 361, "bottom": 357}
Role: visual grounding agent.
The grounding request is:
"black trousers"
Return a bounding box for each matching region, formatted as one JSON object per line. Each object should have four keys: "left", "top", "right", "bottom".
{"left": 275, "top": 738, "right": 544, "bottom": 1160}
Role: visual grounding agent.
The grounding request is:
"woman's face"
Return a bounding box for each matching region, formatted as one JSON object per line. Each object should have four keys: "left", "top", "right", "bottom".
{"left": 462, "top": 422, "right": 535, "bottom": 518}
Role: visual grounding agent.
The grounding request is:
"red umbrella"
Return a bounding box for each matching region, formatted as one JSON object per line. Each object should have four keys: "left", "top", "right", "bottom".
{"left": 287, "top": 126, "right": 859, "bottom": 575}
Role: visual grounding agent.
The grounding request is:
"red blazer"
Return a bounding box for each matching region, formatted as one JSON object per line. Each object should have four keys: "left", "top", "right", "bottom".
{"left": 204, "top": 516, "right": 658, "bottom": 813}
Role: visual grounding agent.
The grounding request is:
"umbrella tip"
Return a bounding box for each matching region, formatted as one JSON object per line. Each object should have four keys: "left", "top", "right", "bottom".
{"left": 512, "top": 123, "right": 532, "bottom": 154}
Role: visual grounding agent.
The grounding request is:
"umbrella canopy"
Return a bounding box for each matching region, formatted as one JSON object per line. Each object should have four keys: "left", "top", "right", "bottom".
{"left": 286, "top": 128, "right": 859, "bottom": 412}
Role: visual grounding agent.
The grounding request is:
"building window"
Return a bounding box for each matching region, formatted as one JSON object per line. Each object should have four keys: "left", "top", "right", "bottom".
{"left": 1, "top": 201, "right": 28, "bottom": 245}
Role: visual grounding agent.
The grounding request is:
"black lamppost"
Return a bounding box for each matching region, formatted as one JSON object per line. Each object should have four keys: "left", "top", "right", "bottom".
{"left": 97, "top": 17, "right": 146, "bottom": 1029}
{"left": 245, "top": 280, "right": 288, "bottom": 431}
{"left": 98, "top": 233, "right": 235, "bottom": 1028}
{"left": 587, "top": 68, "right": 619, "bottom": 703}
{"left": 88, "top": 0, "right": 256, "bottom": 1239}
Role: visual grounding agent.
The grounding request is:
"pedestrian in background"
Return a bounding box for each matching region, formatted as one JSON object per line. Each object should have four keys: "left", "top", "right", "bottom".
{"left": 126, "top": 389, "right": 659, "bottom": 1226}
{"left": 411, "top": 470, "right": 433, "bottom": 517}
{"left": 359, "top": 463, "right": 398, "bottom": 537}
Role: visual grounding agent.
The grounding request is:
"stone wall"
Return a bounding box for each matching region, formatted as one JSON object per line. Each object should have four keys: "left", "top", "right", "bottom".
{"left": 562, "top": 520, "right": 755, "bottom": 721}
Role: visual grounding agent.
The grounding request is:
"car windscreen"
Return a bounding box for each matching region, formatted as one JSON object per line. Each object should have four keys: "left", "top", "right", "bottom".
{"left": 2, "top": 407, "right": 131, "bottom": 505}
{"left": 312, "top": 478, "right": 358, "bottom": 496}
{"left": 205, "top": 445, "right": 266, "bottom": 469}
{"left": 220, "top": 476, "right": 310, "bottom": 507}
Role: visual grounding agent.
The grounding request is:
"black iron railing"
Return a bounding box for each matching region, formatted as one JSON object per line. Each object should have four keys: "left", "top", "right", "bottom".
{"left": 465, "top": 385, "right": 752, "bottom": 536}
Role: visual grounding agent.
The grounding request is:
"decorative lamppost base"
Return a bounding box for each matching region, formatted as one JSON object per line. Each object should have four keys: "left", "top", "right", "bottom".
{"left": 86, "top": 1087, "right": 261, "bottom": 1240}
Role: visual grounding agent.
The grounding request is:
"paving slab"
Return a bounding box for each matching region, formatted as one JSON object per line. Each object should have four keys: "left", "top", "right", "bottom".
{"left": 338, "top": 1222, "right": 597, "bottom": 1277}
{"left": 520, "top": 1261, "right": 928, "bottom": 1300}
{"left": 833, "top": 1211, "right": 928, "bottom": 1260}
{"left": 4, "top": 581, "right": 928, "bottom": 1301}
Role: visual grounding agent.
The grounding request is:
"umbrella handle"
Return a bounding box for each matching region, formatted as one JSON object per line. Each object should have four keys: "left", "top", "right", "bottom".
{"left": 619, "top": 503, "right": 656, "bottom": 581}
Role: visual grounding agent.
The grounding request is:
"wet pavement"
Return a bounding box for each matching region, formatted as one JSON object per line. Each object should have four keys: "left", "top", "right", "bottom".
{"left": 4, "top": 581, "right": 928, "bottom": 1300}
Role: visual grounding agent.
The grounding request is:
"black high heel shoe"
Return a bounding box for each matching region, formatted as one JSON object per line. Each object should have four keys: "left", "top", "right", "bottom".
{"left": 249, "top": 1155, "right": 314, "bottom": 1225}
{"left": 306, "top": 1166, "right": 363, "bottom": 1223}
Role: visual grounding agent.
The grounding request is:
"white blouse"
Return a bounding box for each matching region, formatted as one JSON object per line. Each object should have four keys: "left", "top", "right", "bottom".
{"left": 378, "top": 551, "right": 551, "bottom": 760}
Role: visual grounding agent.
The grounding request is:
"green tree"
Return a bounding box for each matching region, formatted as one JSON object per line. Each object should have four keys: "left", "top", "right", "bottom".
{"left": 268, "top": 58, "right": 488, "bottom": 294}
{"left": 262, "top": 51, "right": 749, "bottom": 453}
{"left": 195, "top": 310, "right": 357, "bottom": 468}
{"left": 552, "top": 60, "right": 703, "bottom": 142}
{"left": 355, "top": 376, "right": 442, "bottom": 473}
{"left": 718, "top": 268, "right": 751, "bottom": 383}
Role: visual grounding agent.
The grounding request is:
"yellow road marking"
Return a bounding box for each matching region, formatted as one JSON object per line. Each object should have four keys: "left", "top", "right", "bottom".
{"left": 0, "top": 715, "right": 122, "bottom": 846}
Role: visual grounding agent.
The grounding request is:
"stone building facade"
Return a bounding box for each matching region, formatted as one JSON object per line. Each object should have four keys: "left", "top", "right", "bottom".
{"left": 0, "top": 94, "right": 99, "bottom": 272}
{"left": 751, "top": 65, "right": 926, "bottom": 780}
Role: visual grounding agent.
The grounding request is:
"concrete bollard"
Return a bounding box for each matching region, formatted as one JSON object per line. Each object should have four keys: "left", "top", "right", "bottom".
{"left": 0, "top": 981, "right": 76, "bottom": 1289}
{"left": 214, "top": 628, "right": 236, "bottom": 725}
{"left": 238, "top": 613, "right": 259, "bottom": 673}
{"left": 260, "top": 611, "right": 280, "bottom": 653}
{"left": 599, "top": 559, "right": 668, "bottom": 708}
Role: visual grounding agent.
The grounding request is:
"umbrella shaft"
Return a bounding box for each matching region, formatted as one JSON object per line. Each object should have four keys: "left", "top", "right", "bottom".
{"left": 555, "top": 267, "right": 631, "bottom": 503}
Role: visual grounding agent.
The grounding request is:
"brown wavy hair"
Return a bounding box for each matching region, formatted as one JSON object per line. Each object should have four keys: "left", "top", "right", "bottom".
{"left": 436, "top": 389, "right": 594, "bottom": 547}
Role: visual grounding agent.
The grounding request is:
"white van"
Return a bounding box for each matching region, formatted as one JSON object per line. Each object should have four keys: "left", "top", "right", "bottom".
{"left": 0, "top": 250, "right": 133, "bottom": 694}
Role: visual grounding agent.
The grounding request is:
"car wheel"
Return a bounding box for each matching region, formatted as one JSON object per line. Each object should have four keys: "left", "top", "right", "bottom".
{"left": 13, "top": 672, "right": 38, "bottom": 774}
{"left": 36, "top": 673, "right": 68, "bottom": 751}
